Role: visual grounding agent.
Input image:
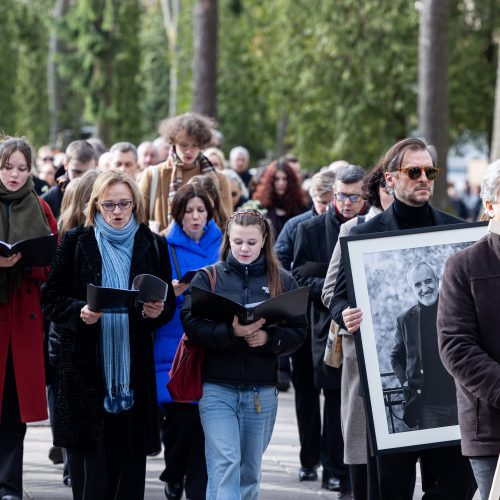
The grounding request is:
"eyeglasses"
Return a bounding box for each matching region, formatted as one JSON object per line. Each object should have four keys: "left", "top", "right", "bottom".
{"left": 100, "top": 200, "right": 134, "bottom": 211}
{"left": 334, "top": 192, "right": 362, "bottom": 202}
{"left": 399, "top": 166, "right": 440, "bottom": 181}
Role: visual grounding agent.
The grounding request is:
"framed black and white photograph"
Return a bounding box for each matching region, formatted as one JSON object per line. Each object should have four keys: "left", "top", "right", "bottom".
{"left": 341, "top": 222, "right": 488, "bottom": 454}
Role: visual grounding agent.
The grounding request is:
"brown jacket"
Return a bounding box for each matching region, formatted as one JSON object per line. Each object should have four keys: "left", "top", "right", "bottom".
{"left": 438, "top": 231, "right": 500, "bottom": 456}
{"left": 139, "top": 161, "right": 232, "bottom": 233}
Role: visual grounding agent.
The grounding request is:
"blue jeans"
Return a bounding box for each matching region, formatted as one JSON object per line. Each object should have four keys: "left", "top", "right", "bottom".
{"left": 470, "top": 456, "right": 497, "bottom": 500}
{"left": 199, "top": 383, "right": 278, "bottom": 500}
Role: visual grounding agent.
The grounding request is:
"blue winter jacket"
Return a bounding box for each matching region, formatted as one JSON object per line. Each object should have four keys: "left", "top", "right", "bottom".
{"left": 154, "top": 219, "right": 222, "bottom": 404}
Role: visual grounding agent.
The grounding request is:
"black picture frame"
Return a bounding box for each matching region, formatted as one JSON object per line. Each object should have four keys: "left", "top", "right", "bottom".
{"left": 340, "top": 221, "right": 488, "bottom": 454}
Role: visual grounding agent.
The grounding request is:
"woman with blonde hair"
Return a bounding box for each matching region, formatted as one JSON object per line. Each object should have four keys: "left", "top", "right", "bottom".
{"left": 42, "top": 169, "right": 176, "bottom": 500}
{"left": 58, "top": 169, "right": 100, "bottom": 237}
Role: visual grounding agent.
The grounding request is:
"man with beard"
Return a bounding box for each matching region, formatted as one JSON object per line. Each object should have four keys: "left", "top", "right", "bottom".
{"left": 330, "top": 138, "right": 476, "bottom": 500}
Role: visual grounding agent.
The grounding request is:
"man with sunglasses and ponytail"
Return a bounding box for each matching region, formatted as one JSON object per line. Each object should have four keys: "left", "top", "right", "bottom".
{"left": 330, "top": 138, "right": 477, "bottom": 499}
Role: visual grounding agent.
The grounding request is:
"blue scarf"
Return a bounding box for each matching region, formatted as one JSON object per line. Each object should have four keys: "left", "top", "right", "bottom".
{"left": 94, "top": 213, "right": 138, "bottom": 413}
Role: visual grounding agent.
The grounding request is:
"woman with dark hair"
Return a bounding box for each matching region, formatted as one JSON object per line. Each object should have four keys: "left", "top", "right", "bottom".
{"left": 41, "top": 170, "right": 176, "bottom": 500}
{"left": 0, "top": 137, "right": 58, "bottom": 500}
{"left": 154, "top": 183, "right": 222, "bottom": 500}
{"left": 252, "top": 158, "right": 308, "bottom": 236}
{"left": 188, "top": 174, "right": 229, "bottom": 231}
{"left": 321, "top": 164, "right": 393, "bottom": 500}
{"left": 181, "top": 209, "right": 307, "bottom": 498}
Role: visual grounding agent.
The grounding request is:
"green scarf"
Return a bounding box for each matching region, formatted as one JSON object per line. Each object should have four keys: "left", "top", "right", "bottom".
{"left": 0, "top": 175, "right": 52, "bottom": 303}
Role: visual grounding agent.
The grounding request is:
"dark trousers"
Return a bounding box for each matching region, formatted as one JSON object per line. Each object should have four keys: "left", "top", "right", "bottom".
{"left": 291, "top": 334, "right": 321, "bottom": 469}
{"left": 67, "top": 413, "right": 147, "bottom": 500}
{"left": 374, "top": 445, "right": 476, "bottom": 500}
{"left": 323, "top": 388, "right": 350, "bottom": 487}
{"left": 350, "top": 464, "right": 368, "bottom": 500}
{"left": 0, "top": 349, "right": 26, "bottom": 498}
{"left": 47, "top": 384, "right": 70, "bottom": 479}
{"left": 160, "top": 402, "right": 207, "bottom": 500}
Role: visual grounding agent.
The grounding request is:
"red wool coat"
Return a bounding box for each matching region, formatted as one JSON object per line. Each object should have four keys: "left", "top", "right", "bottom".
{"left": 0, "top": 198, "right": 57, "bottom": 423}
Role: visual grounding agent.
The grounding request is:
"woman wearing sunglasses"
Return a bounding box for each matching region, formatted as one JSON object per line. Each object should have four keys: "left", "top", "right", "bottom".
{"left": 42, "top": 170, "right": 176, "bottom": 500}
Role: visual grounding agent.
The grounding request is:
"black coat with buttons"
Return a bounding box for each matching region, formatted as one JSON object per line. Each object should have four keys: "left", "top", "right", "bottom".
{"left": 41, "top": 224, "right": 176, "bottom": 453}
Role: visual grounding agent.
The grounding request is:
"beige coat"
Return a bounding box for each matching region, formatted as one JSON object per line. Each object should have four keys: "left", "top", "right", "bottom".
{"left": 139, "top": 161, "right": 232, "bottom": 233}
{"left": 321, "top": 207, "right": 380, "bottom": 464}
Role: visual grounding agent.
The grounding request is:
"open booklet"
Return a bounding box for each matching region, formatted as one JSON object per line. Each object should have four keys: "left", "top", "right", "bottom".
{"left": 0, "top": 234, "right": 57, "bottom": 267}
{"left": 191, "top": 285, "right": 310, "bottom": 325}
{"left": 87, "top": 273, "right": 168, "bottom": 312}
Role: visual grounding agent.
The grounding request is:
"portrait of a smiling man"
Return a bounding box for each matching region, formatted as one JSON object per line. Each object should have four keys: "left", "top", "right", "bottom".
{"left": 390, "top": 261, "right": 458, "bottom": 430}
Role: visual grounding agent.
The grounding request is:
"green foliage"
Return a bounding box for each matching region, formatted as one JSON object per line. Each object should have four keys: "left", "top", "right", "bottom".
{"left": 0, "top": 0, "right": 19, "bottom": 136}
{"left": 139, "top": 1, "right": 170, "bottom": 139}
{"left": 60, "top": 0, "right": 143, "bottom": 145}
{"left": 13, "top": 1, "right": 51, "bottom": 147}
{"left": 449, "top": 0, "right": 497, "bottom": 147}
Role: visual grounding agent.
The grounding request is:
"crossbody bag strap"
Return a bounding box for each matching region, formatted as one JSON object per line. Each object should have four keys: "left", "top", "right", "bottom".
{"left": 201, "top": 265, "right": 217, "bottom": 293}
{"left": 149, "top": 165, "right": 159, "bottom": 221}
{"left": 169, "top": 244, "right": 181, "bottom": 279}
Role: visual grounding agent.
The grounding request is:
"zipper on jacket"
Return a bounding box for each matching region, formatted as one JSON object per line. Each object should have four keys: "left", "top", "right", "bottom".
{"left": 243, "top": 266, "right": 249, "bottom": 305}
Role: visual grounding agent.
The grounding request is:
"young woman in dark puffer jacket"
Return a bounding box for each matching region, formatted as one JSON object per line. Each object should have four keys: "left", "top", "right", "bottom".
{"left": 181, "top": 209, "right": 307, "bottom": 499}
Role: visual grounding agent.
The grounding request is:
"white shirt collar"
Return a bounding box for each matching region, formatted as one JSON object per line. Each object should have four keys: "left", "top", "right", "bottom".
{"left": 487, "top": 219, "right": 500, "bottom": 235}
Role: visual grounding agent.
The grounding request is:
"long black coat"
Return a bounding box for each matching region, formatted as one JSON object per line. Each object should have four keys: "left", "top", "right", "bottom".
{"left": 41, "top": 224, "right": 176, "bottom": 454}
{"left": 293, "top": 208, "right": 342, "bottom": 389}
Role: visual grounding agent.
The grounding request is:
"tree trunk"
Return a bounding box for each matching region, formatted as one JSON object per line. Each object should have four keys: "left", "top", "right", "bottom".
{"left": 418, "top": 0, "right": 450, "bottom": 210}
{"left": 192, "top": 0, "right": 218, "bottom": 118}
{"left": 491, "top": 32, "right": 500, "bottom": 161}
{"left": 47, "top": 0, "right": 69, "bottom": 145}
{"left": 275, "top": 106, "right": 288, "bottom": 158}
{"left": 159, "top": 0, "right": 180, "bottom": 117}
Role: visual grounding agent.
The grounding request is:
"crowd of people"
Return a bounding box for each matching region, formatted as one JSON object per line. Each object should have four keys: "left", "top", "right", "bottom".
{"left": 0, "top": 112, "right": 499, "bottom": 500}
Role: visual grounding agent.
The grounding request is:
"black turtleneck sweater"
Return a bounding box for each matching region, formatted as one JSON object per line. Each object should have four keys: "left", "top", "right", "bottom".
{"left": 392, "top": 197, "right": 435, "bottom": 229}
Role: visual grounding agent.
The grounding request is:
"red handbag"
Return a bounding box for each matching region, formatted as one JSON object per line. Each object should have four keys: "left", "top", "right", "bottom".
{"left": 167, "top": 266, "right": 217, "bottom": 403}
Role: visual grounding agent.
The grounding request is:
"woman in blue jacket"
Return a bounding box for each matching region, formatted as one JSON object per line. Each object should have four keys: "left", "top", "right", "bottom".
{"left": 154, "top": 183, "right": 222, "bottom": 500}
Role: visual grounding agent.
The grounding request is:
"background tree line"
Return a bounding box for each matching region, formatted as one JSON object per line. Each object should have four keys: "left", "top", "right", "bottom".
{"left": 0, "top": 0, "right": 498, "bottom": 207}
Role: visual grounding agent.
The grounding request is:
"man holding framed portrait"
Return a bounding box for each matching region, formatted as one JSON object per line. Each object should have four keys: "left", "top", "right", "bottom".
{"left": 330, "top": 138, "right": 477, "bottom": 499}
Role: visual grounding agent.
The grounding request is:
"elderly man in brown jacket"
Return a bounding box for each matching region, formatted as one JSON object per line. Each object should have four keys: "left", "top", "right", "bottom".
{"left": 438, "top": 160, "right": 500, "bottom": 500}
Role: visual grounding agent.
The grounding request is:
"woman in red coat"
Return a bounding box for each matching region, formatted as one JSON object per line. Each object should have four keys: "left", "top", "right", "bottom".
{"left": 0, "top": 137, "right": 58, "bottom": 500}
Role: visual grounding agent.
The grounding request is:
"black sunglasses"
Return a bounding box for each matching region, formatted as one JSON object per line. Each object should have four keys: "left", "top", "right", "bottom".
{"left": 399, "top": 166, "right": 440, "bottom": 181}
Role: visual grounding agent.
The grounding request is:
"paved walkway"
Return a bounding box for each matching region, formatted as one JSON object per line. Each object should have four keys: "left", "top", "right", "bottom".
{"left": 21, "top": 389, "right": 473, "bottom": 499}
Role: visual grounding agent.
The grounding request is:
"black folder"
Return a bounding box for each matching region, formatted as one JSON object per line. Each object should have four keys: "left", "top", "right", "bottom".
{"left": 0, "top": 234, "right": 57, "bottom": 267}
{"left": 179, "top": 270, "right": 198, "bottom": 284}
{"left": 191, "top": 285, "right": 310, "bottom": 325}
{"left": 87, "top": 274, "right": 168, "bottom": 312}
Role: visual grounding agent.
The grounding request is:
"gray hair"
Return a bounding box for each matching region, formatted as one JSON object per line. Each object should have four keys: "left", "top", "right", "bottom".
{"left": 406, "top": 262, "right": 438, "bottom": 288}
{"left": 110, "top": 141, "right": 138, "bottom": 161}
{"left": 480, "top": 160, "right": 500, "bottom": 203}
{"left": 309, "top": 170, "right": 336, "bottom": 197}
{"left": 223, "top": 168, "right": 249, "bottom": 198}
{"left": 229, "top": 146, "right": 250, "bottom": 162}
{"left": 336, "top": 164, "right": 365, "bottom": 185}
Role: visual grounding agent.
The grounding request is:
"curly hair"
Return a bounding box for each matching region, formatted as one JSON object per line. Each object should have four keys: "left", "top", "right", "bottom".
{"left": 159, "top": 112, "right": 214, "bottom": 149}
{"left": 252, "top": 158, "right": 308, "bottom": 215}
